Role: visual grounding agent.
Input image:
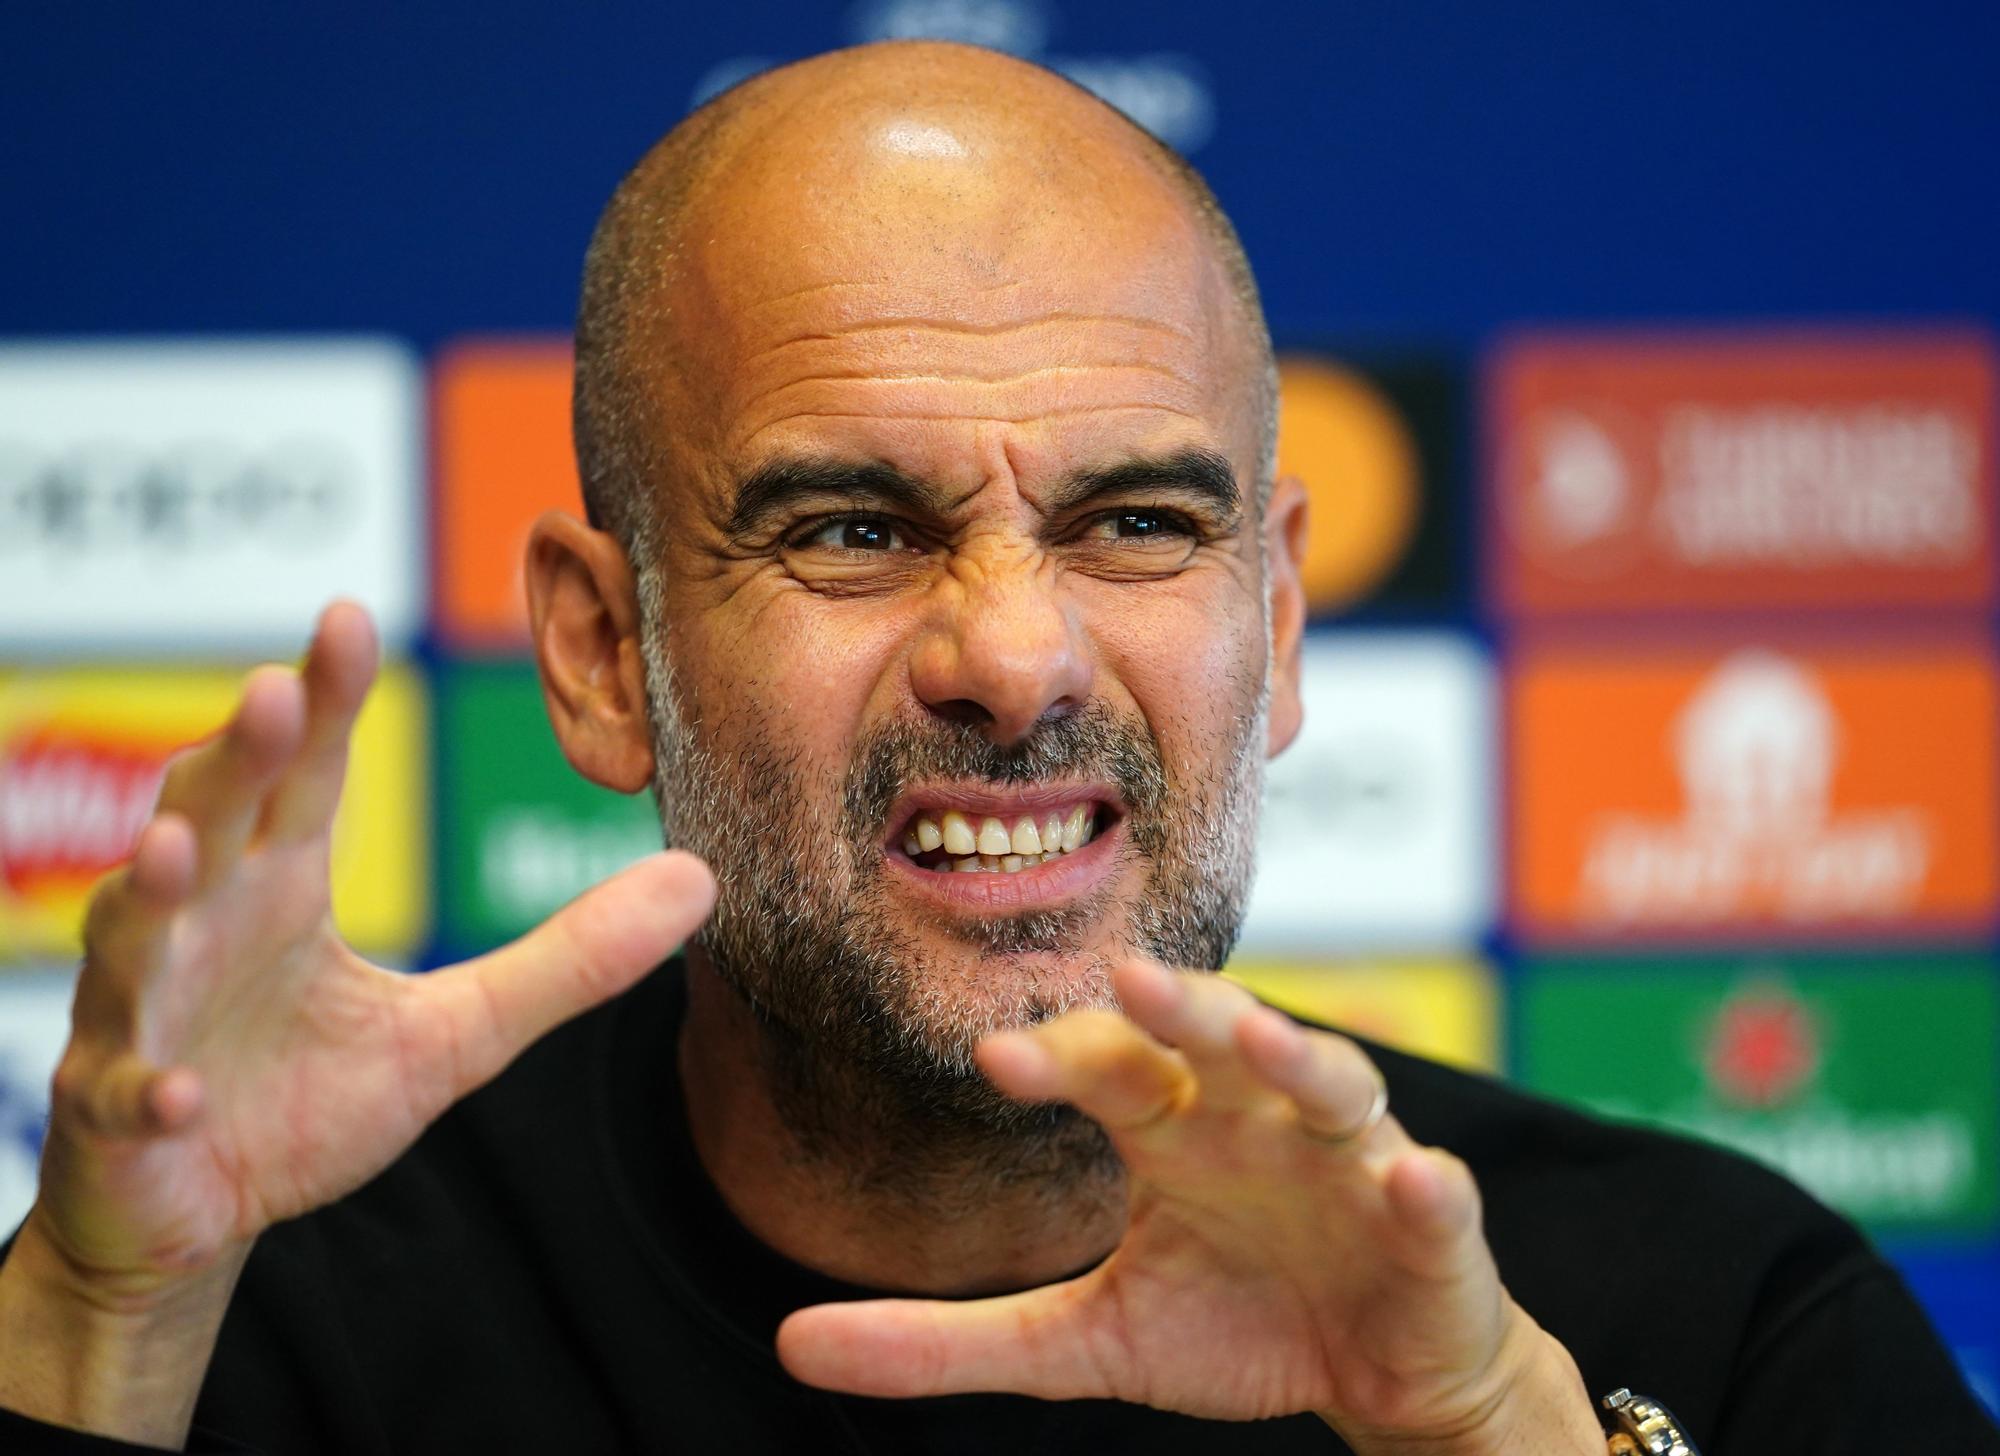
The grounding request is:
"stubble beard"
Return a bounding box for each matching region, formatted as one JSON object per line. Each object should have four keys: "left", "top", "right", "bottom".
{"left": 642, "top": 618, "right": 1267, "bottom": 1210}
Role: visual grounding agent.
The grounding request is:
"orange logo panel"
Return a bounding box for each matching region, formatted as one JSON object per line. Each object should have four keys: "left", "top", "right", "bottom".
{"left": 1488, "top": 331, "right": 1997, "bottom": 615}
{"left": 1509, "top": 644, "right": 2000, "bottom": 939}
{"left": 433, "top": 339, "right": 577, "bottom": 648}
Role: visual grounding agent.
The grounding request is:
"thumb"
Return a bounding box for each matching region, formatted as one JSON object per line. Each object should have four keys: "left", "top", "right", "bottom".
{"left": 776, "top": 1280, "right": 1109, "bottom": 1401}
{"left": 423, "top": 850, "right": 716, "bottom": 1095}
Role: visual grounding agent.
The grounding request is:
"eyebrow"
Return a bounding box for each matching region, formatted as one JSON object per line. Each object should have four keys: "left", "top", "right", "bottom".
{"left": 724, "top": 445, "right": 1242, "bottom": 537}
{"left": 1041, "top": 448, "right": 1241, "bottom": 519}
{"left": 725, "top": 458, "right": 946, "bottom": 536}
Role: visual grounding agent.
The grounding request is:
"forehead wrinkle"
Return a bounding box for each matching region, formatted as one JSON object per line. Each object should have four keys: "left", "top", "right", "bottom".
{"left": 740, "top": 311, "right": 1201, "bottom": 368}
{"left": 734, "top": 362, "right": 1204, "bottom": 432}
{"left": 745, "top": 362, "right": 1195, "bottom": 387}
{"left": 723, "top": 316, "right": 1217, "bottom": 445}
{"left": 735, "top": 402, "right": 1210, "bottom": 458}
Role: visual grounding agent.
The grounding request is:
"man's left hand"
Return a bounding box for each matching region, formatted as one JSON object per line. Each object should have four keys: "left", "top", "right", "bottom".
{"left": 777, "top": 960, "right": 1603, "bottom": 1455}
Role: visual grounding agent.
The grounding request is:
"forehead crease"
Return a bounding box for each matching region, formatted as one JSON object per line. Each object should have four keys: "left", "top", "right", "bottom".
{"left": 747, "top": 361, "right": 1194, "bottom": 387}
{"left": 720, "top": 310, "right": 1216, "bottom": 452}
{"left": 730, "top": 315, "right": 1212, "bottom": 412}
{"left": 742, "top": 400, "right": 1208, "bottom": 440}
{"left": 741, "top": 313, "right": 1201, "bottom": 367}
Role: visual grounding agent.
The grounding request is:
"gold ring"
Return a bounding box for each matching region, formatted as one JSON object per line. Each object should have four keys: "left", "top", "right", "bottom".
{"left": 1300, "top": 1077, "right": 1388, "bottom": 1148}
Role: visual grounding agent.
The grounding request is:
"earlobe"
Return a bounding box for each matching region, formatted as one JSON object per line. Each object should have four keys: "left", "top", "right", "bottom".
{"left": 1264, "top": 475, "right": 1309, "bottom": 759}
{"left": 524, "top": 511, "right": 657, "bottom": 793}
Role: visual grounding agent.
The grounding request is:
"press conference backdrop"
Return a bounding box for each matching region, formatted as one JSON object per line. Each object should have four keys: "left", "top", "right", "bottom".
{"left": 2, "top": 0, "right": 1997, "bottom": 1408}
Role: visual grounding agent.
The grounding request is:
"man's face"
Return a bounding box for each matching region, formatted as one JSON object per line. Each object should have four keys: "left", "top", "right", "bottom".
{"left": 639, "top": 113, "right": 1289, "bottom": 1131}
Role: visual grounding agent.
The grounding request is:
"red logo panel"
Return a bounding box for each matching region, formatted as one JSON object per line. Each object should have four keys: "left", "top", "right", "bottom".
{"left": 1488, "top": 331, "right": 1997, "bottom": 615}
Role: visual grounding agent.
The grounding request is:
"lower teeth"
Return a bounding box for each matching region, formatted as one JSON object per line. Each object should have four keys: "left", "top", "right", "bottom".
{"left": 946, "top": 836, "right": 1088, "bottom": 873}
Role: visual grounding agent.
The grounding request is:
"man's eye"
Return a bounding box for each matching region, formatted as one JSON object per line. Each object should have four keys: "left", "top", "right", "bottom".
{"left": 1089, "top": 509, "right": 1192, "bottom": 541}
{"left": 797, "top": 516, "right": 907, "bottom": 551}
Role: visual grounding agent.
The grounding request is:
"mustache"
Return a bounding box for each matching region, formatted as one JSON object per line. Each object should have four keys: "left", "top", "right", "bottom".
{"left": 841, "top": 702, "right": 1169, "bottom": 847}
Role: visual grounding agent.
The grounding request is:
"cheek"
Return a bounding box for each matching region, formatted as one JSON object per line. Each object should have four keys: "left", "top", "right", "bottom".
{"left": 1091, "top": 578, "right": 1267, "bottom": 762}
{"left": 685, "top": 596, "right": 908, "bottom": 757}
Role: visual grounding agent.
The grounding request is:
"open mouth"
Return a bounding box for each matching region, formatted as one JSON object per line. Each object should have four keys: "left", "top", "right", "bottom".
{"left": 892, "top": 801, "right": 1110, "bottom": 875}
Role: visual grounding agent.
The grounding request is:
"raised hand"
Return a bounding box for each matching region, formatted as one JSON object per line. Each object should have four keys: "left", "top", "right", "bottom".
{"left": 0, "top": 602, "right": 713, "bottom": 1443}
{"left": 776, "top": 960, "right": 1602, "bottom": 1455}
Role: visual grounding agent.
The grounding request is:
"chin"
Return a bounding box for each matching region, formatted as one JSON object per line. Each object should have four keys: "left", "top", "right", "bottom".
{"left": 889, "top": 940, "right": 1120, "bottom": 1051}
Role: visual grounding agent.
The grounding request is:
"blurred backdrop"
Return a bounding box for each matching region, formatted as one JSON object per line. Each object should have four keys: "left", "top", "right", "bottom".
{"left": 2, "top": 0, "right": 1996, "bottom": 1408}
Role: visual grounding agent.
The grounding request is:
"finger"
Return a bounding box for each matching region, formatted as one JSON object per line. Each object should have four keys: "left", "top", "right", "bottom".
{"left": 73, "top": 814, "right": 199, "bottom": 1038}
{"left": 152, "top": 665, "right": 305, "bottom": 885}
{"left": 52, "top": 1050, "right": 205, "bottom": 1140}
{"left": 777, "top": 1283, "right": 1107, "bottom": 1401}
{"left": 1382, "top": 1146, "right": 1487, "bottom": 1283}
{"left": 977, "top": 1008, "right": 1191, "bottom": 1138}
{"left": 1111, "top": 960, "right": 1269, "bottom": 1111}
{"left": 1234, "top": 1004, "right": 1400, "bottom": 1151}
{"left": 260, "top": 600, "right": 379, "bottom": 843}
{"left": 422, "top": 850, "right": 716, "bottom": 1095}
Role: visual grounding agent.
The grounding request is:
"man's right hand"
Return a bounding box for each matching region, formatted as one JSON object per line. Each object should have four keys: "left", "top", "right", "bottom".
{"left": 0, "top": 601, "right": 715, "bottom": 1448}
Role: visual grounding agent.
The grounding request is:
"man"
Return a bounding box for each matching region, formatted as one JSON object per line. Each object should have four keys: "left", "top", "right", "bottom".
{"left": 0, "top": 40, "right": 1991, "bottom": 1454}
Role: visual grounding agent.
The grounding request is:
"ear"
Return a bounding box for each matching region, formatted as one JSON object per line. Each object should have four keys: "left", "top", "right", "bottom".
{"left": 524, "top": 510, "right": 656, "bottom": 793}
{"left": 1263, "top": 474, "right": 1309, "bottom": 758}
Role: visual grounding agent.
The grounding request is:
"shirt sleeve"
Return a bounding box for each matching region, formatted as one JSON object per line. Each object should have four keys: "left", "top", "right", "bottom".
{"left": 1707, "top": 1250, "right": 2000, "bottom": 1452}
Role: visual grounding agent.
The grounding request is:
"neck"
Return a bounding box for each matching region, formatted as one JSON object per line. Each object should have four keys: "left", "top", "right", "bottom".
{"left": 677, "top": 950, "right": 1126, "bottom": 1295}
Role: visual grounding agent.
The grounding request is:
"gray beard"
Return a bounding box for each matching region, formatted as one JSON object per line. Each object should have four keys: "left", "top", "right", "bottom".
{"left": 641, "top": 614, "right": 1266, "bottom": 1211}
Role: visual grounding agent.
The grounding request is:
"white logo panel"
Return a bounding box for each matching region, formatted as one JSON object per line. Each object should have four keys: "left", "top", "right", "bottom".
{"left": 1239, "top": 632, "right": 1495, "bottom": 952}
{"left": 0, "top": 340, "right": 422, "bottom": 653}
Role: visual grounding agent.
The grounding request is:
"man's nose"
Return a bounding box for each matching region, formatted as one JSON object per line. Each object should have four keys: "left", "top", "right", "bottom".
{"left": 906, "top": 550, "right": 1093, "bottom": 745}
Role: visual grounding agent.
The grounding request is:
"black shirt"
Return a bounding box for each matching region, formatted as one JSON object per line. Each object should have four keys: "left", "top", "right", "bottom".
{"left": 5, "top": 961, "right": 1995, "bottom": 1453}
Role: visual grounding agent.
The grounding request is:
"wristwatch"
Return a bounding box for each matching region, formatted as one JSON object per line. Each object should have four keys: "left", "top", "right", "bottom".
{"left": 1601, "top": 1388, "right": 1701, "bottom": 1455}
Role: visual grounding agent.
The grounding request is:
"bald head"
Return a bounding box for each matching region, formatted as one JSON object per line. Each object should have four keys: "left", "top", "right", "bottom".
{"left": 573, "top": 41, "right": 1276, "bottom": 569}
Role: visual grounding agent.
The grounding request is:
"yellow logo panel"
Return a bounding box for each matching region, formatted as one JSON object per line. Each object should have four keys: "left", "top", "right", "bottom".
{"left": 0, "top": 666, "right": 428, "bottom": 959}
{"left": 1225, "top": 957, "right": 1499, "bottom": 1072}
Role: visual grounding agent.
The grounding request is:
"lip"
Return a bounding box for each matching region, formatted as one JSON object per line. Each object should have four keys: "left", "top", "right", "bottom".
{"left": 878, "top": 780, "right": 1128, "bottom": 913}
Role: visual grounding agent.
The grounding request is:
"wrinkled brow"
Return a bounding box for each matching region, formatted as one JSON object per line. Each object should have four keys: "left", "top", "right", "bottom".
{"left": 725, "top": 458, "right": 946, "bottom": 536}
{"left": 1041, "top": 448, "right": 1241, "bottom": 518}
{"left": 724, "top": 446, "right": 1243, "bottom": 537}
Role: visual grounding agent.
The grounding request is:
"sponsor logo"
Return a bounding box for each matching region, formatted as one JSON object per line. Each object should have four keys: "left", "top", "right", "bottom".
{"left": 0, "top": 438, "right": 355, "bottom": 554}
{"left": 1585, "top": 651, "right": 1929, "bottom": 922}
{"left": 1276, "top": 356, "right": 1422, "bottom": 614}
{"left": 1240, "top": 632, "right": 1493, "bottom": 950}
{"left": 0, "top": 669, "right": 427, "bottom": 958}
{"left": 0, "top": 341, "right": 421, "bottom": 652}
{"left": 696, "top": 1, "right": 1216, "bottom": 151}
{"left": 1519, "top": 956, "right": 2000, "bottom": 1235}
{"left": 1686, "top": 980, "right": 1973, "bottom": 1218}
{"left": 1702, "top": 979, "right": 1821, "bottom": 1109}
{"left": 0, "top": 726, "right": 185, "bottom": 900}
{"left": 437, "top": 663, "right": 660, "bottom": 949}
{"left": 1226, "top": 957, "right": 1498, "bottom": 1071}
{"left": 431, "top": 341, "right": 578, "bottom": 648}
{"left": 1509, "top": 644, "right": 1998, "bottom": 938}
{"left": 1489, "top": 332, "right": 1997, "bottom": 614}
{"left": 849, "top": 0, "right": 1049, "bottom": 54}
{"left": 477, "top": 809, "right": 662, "bottom": 929}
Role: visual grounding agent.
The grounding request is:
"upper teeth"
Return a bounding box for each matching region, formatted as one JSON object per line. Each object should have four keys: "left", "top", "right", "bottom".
{"left": 901, "top": 805, "right": 1098, "bottom": 872}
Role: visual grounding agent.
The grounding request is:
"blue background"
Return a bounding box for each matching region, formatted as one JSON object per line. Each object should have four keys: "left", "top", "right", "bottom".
{"left": 6, "top": 1, "right": 1996, "bottom": 346}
